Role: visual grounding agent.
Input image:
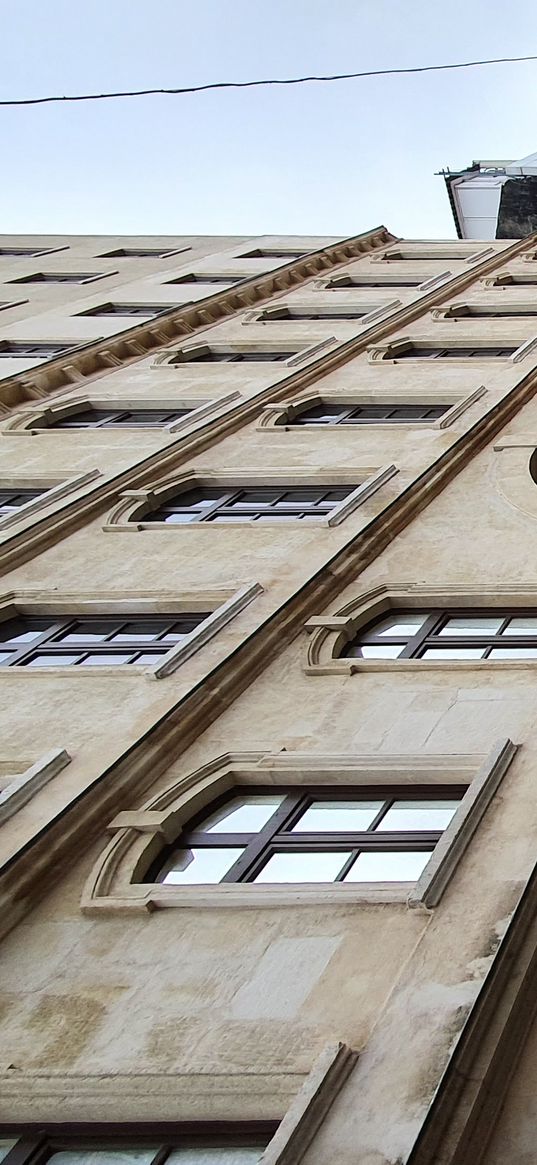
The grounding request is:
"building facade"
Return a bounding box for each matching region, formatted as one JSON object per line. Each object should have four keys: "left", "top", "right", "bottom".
{"left": 0, "top": 230, "right": 537, "bottom": 1162}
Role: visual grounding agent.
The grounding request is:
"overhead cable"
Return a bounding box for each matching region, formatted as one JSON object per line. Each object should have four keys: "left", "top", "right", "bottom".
{"left": 1, "top": 52, "right": 537, "bottom": 108}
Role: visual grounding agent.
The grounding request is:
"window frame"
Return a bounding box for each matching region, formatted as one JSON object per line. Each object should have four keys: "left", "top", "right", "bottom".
{"left": 342, "top": 606, "right": 537, "bottom": 661}
{"left": 146, "top": 783, "right": 467, "bottom": 888}
{"left": 0, "top": 613, "right": 212, "bottom": 670}
{"left": 0, "top": 1123, "right": 275, "bottom": 1165}
{"left": 84, "top": 744, "right": 516, "bottom": 914}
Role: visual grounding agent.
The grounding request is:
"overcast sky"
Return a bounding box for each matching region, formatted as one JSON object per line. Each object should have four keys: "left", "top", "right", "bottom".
{"left": 2, "top": 0, "right": 537, "bottom": 240}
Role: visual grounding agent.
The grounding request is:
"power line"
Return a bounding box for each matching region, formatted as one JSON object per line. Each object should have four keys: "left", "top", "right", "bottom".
{"left": 1, "top": 52, "right": 537, "bottom": 108}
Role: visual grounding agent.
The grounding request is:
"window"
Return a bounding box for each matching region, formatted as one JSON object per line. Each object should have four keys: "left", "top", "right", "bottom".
{"left": 263, "top": 308, "right": 369, "bottom": 321}
{"left": 97, "top": 247, "right": 188, "bottom": 259}
{"left": 0, "top": 614, "right": 210, "bottom": 668}
{"left": 8, "top": 273, "right": 103, "bottom": 285}
{"left": 44, "top": 408, "right": 191, "bottom": 429}
{"left": 166, "top": 273, "right": 244, "bottom": 285}
{"left": 0, "top": 341, "right": 75, "bottom": 359}
{"left": 147, "top": 786, "right": 463, "bottom": 886}
{"left": 326, "top": 277, "right": 423, "bottom": 288}
{"left": 0, "top": 1132, "right": 270, "bottom": 1163}
{"left": 77, "top": 303, "right": 176, "bottom": 318}
{"left": 0, "top": 488, "right": 45, "bottom": 518}
{"left": 288, "top": 403, "right": 448, "bottom": 425}
{"left": 237, "top": 249, "right": 308, "bottom": 259}
{"left": 463, "top": 307, "right": 537, "bottom": 318}
{"left": 0, "top": 247, "right": 61, "bottom": 258}
{"left": 393, "top": 345, "right": 516, "bottom": 360}
{"left": 343, "top": 609, "right": 537, "bottom": 660}
{"left": 380, "top": 249, "right": 476, "bottom": 261}
{"left": 144, "top": 485, "right": 353, "bottom": 524}
{"left": 170, "top": 350, "right": 295, "bottom": 364}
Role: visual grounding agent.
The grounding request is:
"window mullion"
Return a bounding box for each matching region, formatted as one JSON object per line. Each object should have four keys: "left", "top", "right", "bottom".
{"left": 226, "top": 792, "right": 304, "bottom": 881}
{"left": 9, "top": 617, "right": 69, "bottom": 666}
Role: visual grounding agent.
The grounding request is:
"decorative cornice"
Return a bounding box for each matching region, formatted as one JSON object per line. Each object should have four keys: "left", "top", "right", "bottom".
{"left": 0, "top": 227, "right": 394, "bottom": 412}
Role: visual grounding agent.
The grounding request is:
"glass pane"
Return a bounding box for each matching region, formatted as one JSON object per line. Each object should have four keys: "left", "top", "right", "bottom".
{"left": 0, "top": 652, "right": 12, "bottom": 665}
{"left": 254, "top": 851, "right": 351, "bottom": 883}
{"left": 343, "top": 850, "right": 431, "bottom": 882}
{"left": 503, "top": 618, "right": 537, "bottom": 635}
{"left": 167, "top": 1150, "right": 265, "bottom": 1164}
{"left": 376, "top": 800, "right": 460, "bottom": 831}
{"left": 488, "top": 647, "right": 537, "bottom": 658}
{"left": 371, "top": 614, "right": 427, "bottom": 637}
{"left": 0, "top": 1142, "right": 16, "bottom": 1162}
{"left": 48, "top": 1153, "right": 157, "bottom": 1164}
{"left": 291, "top": 800, "right": 383, "bottom": 832}
{"left": 162, "top": 512, "right": 199, "bottom": 523}
{"left": 26, "top": 654, "right": 80, "bottom": 667}
{"left": 56, "top": 619, "right": 115, "bottom": 647}
{"left": 0, "top": 620, "right": 49, "bottom": 643}
{"left": 359, "top": 644, "right": 406, "bottom": 658}
{"left": 200, "top": 795, "right": 284, "bottom": 833}
{"left": 421, "top": 647, "right": 486, "bottom": 659}
{"left": 438, "top": 617, "right": 503, "bottom": 636}
{"left": 159, "top": 847, "right": 245, "bottom": 884}
{"left": 79, "top": 654, "right": 133, "bottom": 666}
{"left": 110, "top": 622, "right": 164, "bottom": 642}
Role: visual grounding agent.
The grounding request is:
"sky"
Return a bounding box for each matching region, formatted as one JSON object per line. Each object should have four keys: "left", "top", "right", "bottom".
{"left": 2, "top": 0, "right": 537, "bottom": 240}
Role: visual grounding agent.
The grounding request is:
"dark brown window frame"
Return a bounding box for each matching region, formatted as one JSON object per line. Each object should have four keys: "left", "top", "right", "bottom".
{"left": 0, "top": 342, "right": 77, "bottom": 360}
{"left": 171, "top": 350, "right": 297, "bottom": 364}
{"left": 288, "top": 403, "right": 448, "bottom": 426}
{"left": 76, "top": 304, "right": 177, "bottom": 318}
{"left": 0, "top": 614, "right": 210, "bottom": 668}
{"left": 326, "top": 278, "right": 423, "bottom": 288}
{"left": 47, "top": 408, "right": 191, "bottom": 430}
{"left": 395, "top": 345, "right": 516, "bottom": 360}
{"left": 145, "top": 485, "right": 353, "bottom": 524}
{"left": 166, "top": 273, "right": 244, "bottom": 285}
{"left": 343, "top": 607, "right": 537, "bottom": 660}
{"left": 0, "top": 1122, "right": 275, "bottom": 1165}
{"left": 146, "top": 785, "right": 465, "bottom": 886}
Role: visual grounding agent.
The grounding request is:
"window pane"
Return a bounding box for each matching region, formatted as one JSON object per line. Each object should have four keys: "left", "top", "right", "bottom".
{"left": 371, "top": 614, "right": 428, "bottom": 637}
{"left": 291, "top": 800, "right": 383, "bottom": 832}
{"left": 503, "top": 618, "right": 537, "bottom": 635}
{"left": 488, "top": 647, "right": 537, "bottom": 658}
{"left": 375, "top": 800, "right": 460, "bottom": 831}
{"left": 254, "top": 851, "right": 351, "bottom": 882}
{"left": 109, "top": 622, "right": 164, "bottom": 642}
{"left": 0, "top": 1142, "right": 16, "bottom": 1162}
{"left": 166, "top": 1150, "right": 265, "bottom": 1163}
{"left": 421, "top": 647, "right": 486, "bottom": 659}
{"left": 48, "top": 1153, "right": 157, "bottom": 1164}
{"left": 343, "top": 850, "right": 431, "bottom": 882}
{"left": 26, "top": 654, "right": 80, "bottom": 666}
{"left": 159, "top": 847, "right": 245, "bottom": 884}
{"left": 0, "top": 620, "right": 50, "bottom": 643}
{"left": 200, "top": 795, "right": 284, "bottom": 833}
{"left": 78, "top": 654, "right": 133, "bottom": 666}
{"left": 58, "top": 622, "right": 114, "bottom": 642}
{"left": 359, "top": 644, "right": 406, "bottom": 658}
{"left": 0, "top": 652, "right": 12, "bottom": 665}
{"left": 161, "top": 512, "right": 199, "bottom": 523}
{"left": 438, "top": 617, "right": 503, "bottom": 636}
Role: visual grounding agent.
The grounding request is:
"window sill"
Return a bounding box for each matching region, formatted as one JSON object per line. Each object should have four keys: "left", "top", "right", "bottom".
{"left": 306, "top": 658, "right": 537, "bottom": 676}
{"left": 82, "top": 881, "right": 413, "bottom": 914}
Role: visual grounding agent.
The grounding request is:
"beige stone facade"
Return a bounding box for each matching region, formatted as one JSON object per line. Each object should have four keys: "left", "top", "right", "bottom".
{"left": 1, "top": 230, "right": 537, "bottom": 1162}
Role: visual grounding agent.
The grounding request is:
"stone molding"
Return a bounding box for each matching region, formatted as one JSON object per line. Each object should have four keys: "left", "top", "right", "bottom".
{"left": 241, "top": 300, "right": 402, "bottom": 327}
{"left": 151, "top": 337, "right": 340, "bottom": 370}
{"left": 367, "top": 336, "right": 536, "bottom": 364}
{"left": 257, "top": 386, "right": 486, "bottom": 432}
{"left": 103, "top": 465, "right": 398, "bottom": 531}
{"left": 1, "top": 391, "right": 241, "bottom": 435}
{"left": 0, "top": 469, "right": 101, "bottom": 530}
{"left": 304, "top": 582, "right": 537, "bottom": 674}
{"left": 0, "top": 584, "right": 261, "bottom": 680}
{"left": 261, "top": 1042, "right": 358, "bottom": 1165}
{"left": 0, "top": 748, "right": 71, "bottom": 824}
{"left": 81, "top": 749, "right": 485, "bottom": 916}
